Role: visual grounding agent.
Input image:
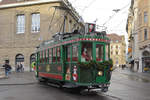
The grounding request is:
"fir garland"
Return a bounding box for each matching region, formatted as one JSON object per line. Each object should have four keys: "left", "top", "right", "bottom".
{"left": 78, "top": 59, "right": 113, "bottom": 70}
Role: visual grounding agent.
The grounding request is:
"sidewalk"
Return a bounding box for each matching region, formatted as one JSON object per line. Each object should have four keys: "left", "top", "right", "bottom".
{"left": 0, "top": 71, "right": 37, "bottom": 85}
{"left": 114, "top": 68, "right": 150, "bottom": 82}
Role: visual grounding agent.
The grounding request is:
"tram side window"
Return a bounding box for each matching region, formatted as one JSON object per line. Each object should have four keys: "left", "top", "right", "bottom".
{"left": 105, "top": 44, "right": 109, "bottom": 60}
{"left": 52, "top": 48, "right": 56, "bottom": 62}
{"left": 72, "top": 45, "right": 78, "bottom": 61}
{"left": 44, "top": 50, "right": 46, "bottom": 63}
{"left": 57, "top": 47, "right": 61, "bottom": 62}
{"left": 67, "top": 45, "right": 71, "bottom": 62}
{"left": 45, "top": 49, "right": 48, "bottom": 63}
{"left": 39, "top": 51, "right": 42, "bottom": 64}
{"left": 40, "top": 51, "right": 43, "bottom": 63}
{"left": 43, "top": 50, "right": 45, "bottom": 63}
{"left": 96, "top": 44, "right": 104, "bottom": 61}
{"left": 37, "top": 52, "right": 40, "bottom": 63}
{"left": 81, "top": 42, "right": 92, "bottom": 62}
{"left": 49, "top": 48, "right": 52, "bottom": 63}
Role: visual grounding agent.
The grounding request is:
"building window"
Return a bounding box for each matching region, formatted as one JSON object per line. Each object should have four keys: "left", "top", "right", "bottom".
{"left": 31, "top": 13, "right": 40, "bottom": 33}
{"left": 111, "top": 51, "right": 113, "bottom": 55}
{"left": 144, "top": 12, "right": 148, "bottom": 23}
{"left": 139, "top": 14, "right": 142, "bottom": 26}
{"left": 17, "top": 14, "right": 25, "bottom": 34}
{"left": 15, "top": 54, "right": 24, "bottom": 66}
{"left": 116, "top": 51, "right": 118, "bottom": 55}
{"left": 116, "top": 45, "right": 118, "bottom": 49}
{"left": 111, "top": 46, "right": 113, "bottom": 49}
{"left": 144, "top": 29, "right": 148, "bottom": 40}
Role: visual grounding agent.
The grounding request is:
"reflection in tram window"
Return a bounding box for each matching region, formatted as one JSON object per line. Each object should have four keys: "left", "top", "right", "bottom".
{"left": 81, "top": 42, "right": 92, "bottom": 62}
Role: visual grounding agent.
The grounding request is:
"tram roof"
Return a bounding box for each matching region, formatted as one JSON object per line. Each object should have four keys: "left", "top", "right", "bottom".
{"left": 37, "top": 34, "right": 110, "bottom": 51}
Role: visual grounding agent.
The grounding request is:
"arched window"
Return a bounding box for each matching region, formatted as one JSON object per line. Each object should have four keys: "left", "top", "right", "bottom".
{"left": 142, "top": 51, "right": 150, "bottom": 57}
{"left": 15, "top": 54, "right": 24, "bottom": 66}
{"left": 30, "top": 53, "right": 36, "bottom": 71}
{"left": 30, "top": 54, "right": 36, "bottom": 63}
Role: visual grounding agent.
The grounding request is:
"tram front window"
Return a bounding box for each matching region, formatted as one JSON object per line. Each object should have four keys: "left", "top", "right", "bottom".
{"left": 81, "top": 42, "right": 92, "bottom": 62}
{"left": 96, "top": 44, "right": 104, "bottom": 61}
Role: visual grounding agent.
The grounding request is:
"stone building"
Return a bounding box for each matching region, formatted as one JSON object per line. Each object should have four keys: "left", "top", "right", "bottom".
{"left": 126, "top": 0, "right": 150, "bottom": 72}
{"left": 126, "top": 0, "right": 140, "bottom": 71}
{"left": 0, "top": 0, "right": 84, "bottom": 71}
{"left": 107, "top": 34, "right": 126, "bottom": 67}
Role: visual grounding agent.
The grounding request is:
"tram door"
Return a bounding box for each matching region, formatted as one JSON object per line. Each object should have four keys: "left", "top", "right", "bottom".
{"left": 64, "top": 45, "right": 72, "bottom": 81}
{"left": 63, "top": 43, "right": 79, "bottom": 82}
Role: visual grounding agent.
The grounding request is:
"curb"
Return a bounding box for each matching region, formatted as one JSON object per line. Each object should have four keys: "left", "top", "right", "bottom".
{"left": 0, "top": 75, "right": 6, "bottom": 79}
{"left": 0, "top": 82, "right": 37, "bottom": 86}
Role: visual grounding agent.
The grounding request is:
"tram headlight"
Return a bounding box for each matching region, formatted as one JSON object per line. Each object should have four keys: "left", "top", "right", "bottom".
{"left": 98, "top": 71, "right": 103, "bottom": 76}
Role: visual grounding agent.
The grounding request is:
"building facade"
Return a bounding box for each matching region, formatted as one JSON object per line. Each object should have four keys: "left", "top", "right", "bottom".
{"left": 107, "top": 34, "right": 126, "bottom": 67}
{"left": 126, "top": 0, "right": 140, "bottom": 71}
{"left": 127, "top": 0, "right": 150, "bottom": 72}
{"left": 0, "top": 0, "right": 84, "bottom": 71}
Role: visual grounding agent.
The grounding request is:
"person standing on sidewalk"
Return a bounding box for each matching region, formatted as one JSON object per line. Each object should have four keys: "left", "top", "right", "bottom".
{"left": 2, "top": 60, "right": 12, "bottom": 77}
{"left": 31, "top": 62, "right": 37, "bottom": 76}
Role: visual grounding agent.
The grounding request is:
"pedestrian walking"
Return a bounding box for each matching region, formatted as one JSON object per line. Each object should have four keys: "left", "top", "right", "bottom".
{"left": 20, "top": 63, "right": 24, "bottom": 72}
{"left": 2, "top": 60, "right": 12, "bottom": 77}
{"left": 16, "top": 63, "right": 24, "bottom": 72}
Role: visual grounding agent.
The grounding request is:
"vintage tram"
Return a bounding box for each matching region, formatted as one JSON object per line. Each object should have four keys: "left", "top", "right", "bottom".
{"left": 35, "top": 29, "right": 113, "bottom": 93}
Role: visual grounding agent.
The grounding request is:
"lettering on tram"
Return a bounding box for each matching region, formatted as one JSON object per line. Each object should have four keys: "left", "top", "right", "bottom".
{"left": 35, "top": 23, "right": 113, "bottom": 93}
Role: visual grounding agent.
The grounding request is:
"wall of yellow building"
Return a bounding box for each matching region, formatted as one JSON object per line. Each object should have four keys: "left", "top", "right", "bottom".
{"left": 110, "top": 38, "right": 126, "bottom": 67}
{"left": 0, "top": 1, "right": 83, "bottom": 68}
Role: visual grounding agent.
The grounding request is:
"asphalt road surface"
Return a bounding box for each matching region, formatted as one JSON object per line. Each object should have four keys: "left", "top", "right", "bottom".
{"left": 0, "top": 84, "right": 116, "bottom": 100}
{"left": 0, "top": 69, "right": 150, "bottom": 100}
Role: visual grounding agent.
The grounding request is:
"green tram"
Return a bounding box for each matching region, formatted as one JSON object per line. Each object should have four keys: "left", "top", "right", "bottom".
{"left": 35, "top": 31, "right": 113, "bottom": 92}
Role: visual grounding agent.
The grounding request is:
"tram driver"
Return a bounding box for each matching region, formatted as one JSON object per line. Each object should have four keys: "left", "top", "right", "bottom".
{"left": 81, "top": 48, "right": 91, "bottom": 62}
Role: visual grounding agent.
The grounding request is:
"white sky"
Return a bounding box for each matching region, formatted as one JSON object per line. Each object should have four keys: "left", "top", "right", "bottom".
{"left": 68, "top": 0, "right": 131, "bottom": 46}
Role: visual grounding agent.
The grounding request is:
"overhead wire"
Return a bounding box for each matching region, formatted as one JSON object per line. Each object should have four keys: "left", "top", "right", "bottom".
{"left": 101, "top": 2, "right": 131, "bottom": 33}
{"left": 48, "top": 7, "right": 56, "bottom": 31}
{"left": 80, "top": 0, "right": 97, "bottom": 15}
{"left": 103, "top": 2, "right": 130, "bottom": 26}
{"left": 59, "top": 11, "right": 68, "bottom": 33}
{"left": 69, "top": 0, "right": 97, "bottom": 15}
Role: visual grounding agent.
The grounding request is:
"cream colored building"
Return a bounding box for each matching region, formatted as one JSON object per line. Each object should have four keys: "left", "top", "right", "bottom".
{"left": 126, "top": 0, "right": 140, "bottom": 71}
{"left": 127, "top": 0, "right": 150, "bottom": 72}
{"left": 0, "top": 0, "right": 84, "bottom": 71}
{"left": 107, "top": 34, "right": 126, "bottom": 67}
